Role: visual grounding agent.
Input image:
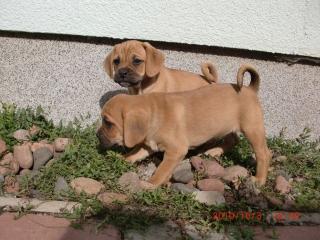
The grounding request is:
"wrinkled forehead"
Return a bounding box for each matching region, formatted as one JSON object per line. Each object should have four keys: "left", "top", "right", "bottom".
{"left": 113, "top": 41, "right": 146, "bottom": 59}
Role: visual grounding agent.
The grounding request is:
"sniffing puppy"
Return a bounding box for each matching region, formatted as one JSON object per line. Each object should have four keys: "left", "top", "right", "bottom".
{"left": 104, "top": 40, "right": 218, "bottom": 94}
{"left": 97, "top": 64, "right": 271, "bottom": 187}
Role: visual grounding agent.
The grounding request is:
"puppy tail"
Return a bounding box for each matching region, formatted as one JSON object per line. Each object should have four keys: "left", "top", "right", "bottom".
{"left": 201, "top": 62, "right": 218, "bottom": 83}
{"left": 237, "top": 64, "right": 260, "bottom": 92}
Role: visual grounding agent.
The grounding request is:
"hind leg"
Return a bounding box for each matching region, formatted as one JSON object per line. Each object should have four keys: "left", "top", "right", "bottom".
{"left": 242, "top": 125, "right": 271, "bottom": 185}
{"left": 205, "top": 133, "right": 239, "bottom": 157}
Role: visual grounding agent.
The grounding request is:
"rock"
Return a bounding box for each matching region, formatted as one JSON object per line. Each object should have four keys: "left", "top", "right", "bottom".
{"left": 70, "top": 177, "right": 105, "bottom": 196}
{"left": 46, "top": 158, "right": 57, "bottom": 168}
{"left": 265, "top": 195, "right": 284, "bottom": 207}
{"left": 137, "top": 162, "right": 156, "bottom": 181}
{"left": 14, "top": 145, "right": 33, "bottom": 169}
{"left": 54, "top": 138, "right": 71, "bottom": 152}
{"left": 0, "top": 139, "right": 7, "bottom": 156}
{"left": 204, "top": 160, "right": 225, "bottom": 178}
{"left": 118, "top": 172, "right": 141, "bottom": 192}
{"left": 19, "top": 169, "right": 32, "bottom": 176}
{"left": 33, "top": 147, "right": 53, "bottom": 170}
{"left": 275, "top": 175, "right": 291, "bottom": 194}
{"left": 172, "top": 160, "right": 193, "bottom": 183}
{"left": 29, "top": 125, "right": 41, "bottom": 136}
{"left": 13, "top": 129, "right": 30, "bottom": 141}
{"left": 4, "top": 176, "right": 20, "bottom": 194}
{"left": 223, "top": 165, "right": 248, "bottom": 182}
{"left": 193, "top": 191, "right": 225, "bottom": 206}
{"left": 197, "top": 179, "right": 225, "bottom": 192}
{"left": 190, "top": 156, "right": 205, "bottom": 173}
{"left": 274, "top": 155, "right": 287, "bottom": 162}
{"left": 0, "top": 175, "right": 4, "bottom": 184}
{"left": 0, "top": 153, "right": 19, "bottom": 175}
{"left": 171, "top": 183, "right": 198, "bottom": 193}
{"left": 31, "top": 141, "right": 54, "bottom": 154}
{"left": 98, "top": 192, "right": 128, "bottom": 207}
{"left": 54, "top": 176, "right": 69, "bottom": 195}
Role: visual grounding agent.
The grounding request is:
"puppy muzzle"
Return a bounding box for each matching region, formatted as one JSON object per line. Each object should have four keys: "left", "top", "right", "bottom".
{"left": 96, "top": 129, "right": 115, "bottom": 149}
{"left": 114, "top": 68, "right": 143, "bottom": 87}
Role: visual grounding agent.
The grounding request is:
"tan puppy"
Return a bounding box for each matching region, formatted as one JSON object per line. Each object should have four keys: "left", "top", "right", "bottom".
{"left": 104, "top": 40, "right": 218, "bottom": 94}
{"left": 97, "top": 64, "right": 271, "bottom": 187}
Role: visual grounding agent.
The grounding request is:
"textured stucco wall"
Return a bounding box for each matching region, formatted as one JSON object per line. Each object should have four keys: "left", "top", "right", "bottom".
{"left": 0, "top": 36, "right": 319, "bottom": 139}
{"left": 0, "top": 0, "right": 320, "bottom": 57}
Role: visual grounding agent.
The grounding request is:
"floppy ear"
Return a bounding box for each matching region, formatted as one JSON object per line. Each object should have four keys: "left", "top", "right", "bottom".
{"left": 103, "top": 50, "right": 114, "bottom": 78}
{"left": 143, "top": 42, "right": 165, "bottom": 77}
{"left": 123, "top": 110, "right": 149, "bottom": 148}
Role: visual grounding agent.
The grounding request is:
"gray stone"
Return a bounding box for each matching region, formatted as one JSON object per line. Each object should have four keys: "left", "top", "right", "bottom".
{"left": 184, "top": 224, "right": 225, "bottom": 240}
{"left": 0, "top": 175, "right": 4, "bottom": 184}
{"left": 193, "top": 191, "right": 225, "bottom": 206}
{"left": 118, "top": 171, "right": 141, "bottom": 193}
{"left": 124, "top": 221, "right": 181, "bottom": 240}
{"left": 54, "top": 176, "right": 69, "bottom": 195}
{"left": 172, "top": 160, "right": 193, "bottom": 183}
{"left": 33, "top": 147, "right": 53, "bottom": 170}
{"left": 137, "top": 162, "right": 156, "bottom": 181}
{"left": 13, "top": 129, "right": 30, "bottom": 141}
{"left": 171, "top": 183, "right": 198, "bottom": 194}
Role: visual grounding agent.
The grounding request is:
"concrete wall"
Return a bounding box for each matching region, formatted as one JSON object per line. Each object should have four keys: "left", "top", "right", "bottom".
{"left": 0, "top": 36, "right": 319, "bottom": 139}
{"left": 0, "top": 0, "right": 320, "bottom": 57}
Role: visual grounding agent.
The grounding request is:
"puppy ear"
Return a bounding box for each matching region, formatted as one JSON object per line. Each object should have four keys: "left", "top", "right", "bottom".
{"left": 143, "top": 42, "right": 165, "bottom": 77}
{"left": 123, "top": 110, "right": 149, "bottom": 148}
{"left": 103, "top": 51, "right": 114, "bottom": 78}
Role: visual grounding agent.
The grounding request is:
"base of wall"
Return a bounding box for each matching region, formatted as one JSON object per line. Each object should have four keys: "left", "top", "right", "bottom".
{"left": 0, "top": 33, "right": 319, "bottom": 138}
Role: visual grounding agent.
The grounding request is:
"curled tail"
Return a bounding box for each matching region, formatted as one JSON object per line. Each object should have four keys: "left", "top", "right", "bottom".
{"left": 237, "top": 64, "right": 260, "bottom": 92}
{"left": 201, "top": 61, "right": 218, "bottom": 83}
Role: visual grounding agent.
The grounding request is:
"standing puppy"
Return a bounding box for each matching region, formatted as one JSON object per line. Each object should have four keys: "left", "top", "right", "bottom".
{"left": 104, "top": 40, "right": 218, "bottom": 94}
{"left": 97, "top": 65, "right": 271, "bottom": 187}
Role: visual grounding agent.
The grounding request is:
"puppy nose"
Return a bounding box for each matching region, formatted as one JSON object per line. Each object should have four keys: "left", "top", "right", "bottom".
{"left": 119, "top": 68, "right": 128, "bottom": 78}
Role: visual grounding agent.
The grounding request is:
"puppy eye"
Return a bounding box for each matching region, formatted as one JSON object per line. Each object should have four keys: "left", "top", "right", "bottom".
{"left": 113, "top": 58, "right": 120, "bottom": 65}
{"left": 133, "top": 58, "right": 143, "bottom": 65}
{"left": 103, "top": 119, "right": 113, "bottom": 128}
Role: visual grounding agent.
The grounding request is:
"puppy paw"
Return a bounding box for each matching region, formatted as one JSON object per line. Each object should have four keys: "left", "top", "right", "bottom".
{"left": 250, "top": 176, "right": 265, "bottom": 186}
{"left": 205, "top": 148, "right": 224, "bottom": 158}
{"left": 139, "top": 180, "right": 157, "bottom": 191}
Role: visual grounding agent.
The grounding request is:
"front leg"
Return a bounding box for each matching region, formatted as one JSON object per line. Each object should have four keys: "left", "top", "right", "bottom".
{"left": 125, "top": 144, "right": 153, "bottom": 163}
{"left": 148, "top": 147, "right": 188, "bottom": 187}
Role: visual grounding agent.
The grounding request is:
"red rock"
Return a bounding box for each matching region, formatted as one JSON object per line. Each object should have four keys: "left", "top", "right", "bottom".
{"left": 31, "top": 141, "right": 54, "bottom": 154}
{"left": 223, "top": 165, "right": 248, "bottom": 182}
{"left": 0, "top": 153, "right": 20, "bottom": 175}
{"left": 29, "top": 125, "right": 41, "bottom": 136}
{"left": 275, "top": 175, "right": 291, "bottom": 194}
{"left": 190, "top": 156, "right": 205, "bottom": 173}
{"left": 14, "top": 145, "right": 33, "bottom": 169}
{"left": 0, "top": 139, "right": 7, "bottom": 156}
{"left": 4, "top": 176, "right": 20, "bottom": 194}
{"left": 197, "top": 179, "right": 225, "bottom": 192}
{"left": 13, "top": 129, "right": 30, "bottom": 141}
{"left": 70, "top": 177, "right": 105, "bottom": 196}
{"left": 204, "top": 160, "right": 225, "bottom": 178}
{"left": 54, "top": 138, "right": 71, "bottom": 152}
{"left": 97, "top": 192, "right": 128, "bottom": 207}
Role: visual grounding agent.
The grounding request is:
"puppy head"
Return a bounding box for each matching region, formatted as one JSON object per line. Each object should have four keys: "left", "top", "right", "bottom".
{"left": 97, "top": 94, "right": 149, "bottom": 149}
{"left": 104, "top": 40, "right": 165, "bottom": 88}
